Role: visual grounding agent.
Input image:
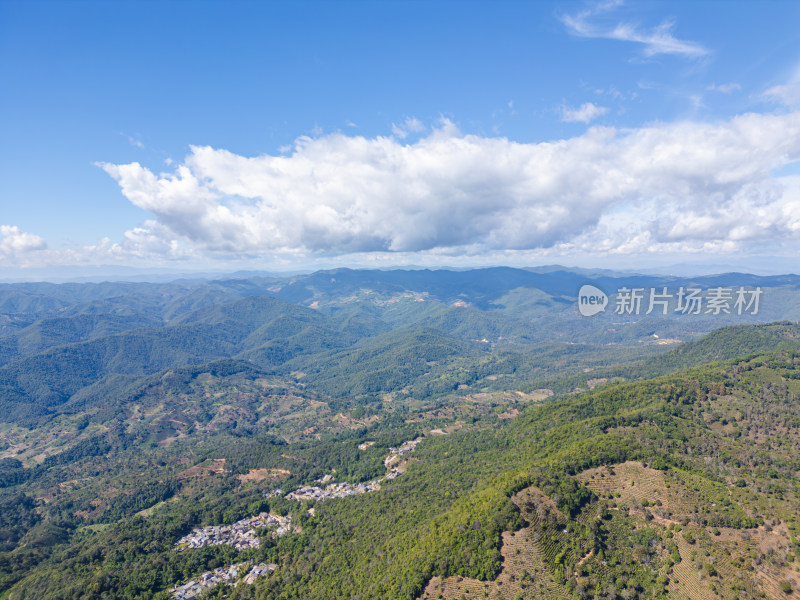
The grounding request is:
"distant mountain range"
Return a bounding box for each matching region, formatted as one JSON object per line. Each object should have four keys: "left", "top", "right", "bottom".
{"left": 0, "top": 266, "right": 798, "bottom": 423}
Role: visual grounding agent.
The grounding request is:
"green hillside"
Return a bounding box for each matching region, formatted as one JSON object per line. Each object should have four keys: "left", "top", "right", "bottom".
{"left": 632, "top": 321, "right": 800, "bottom": 378}
{"left": 1, "top": 325, "right": 799, "bottom": 598}
{"left": 0, "top": 296, "right": 351, "bottom": 423}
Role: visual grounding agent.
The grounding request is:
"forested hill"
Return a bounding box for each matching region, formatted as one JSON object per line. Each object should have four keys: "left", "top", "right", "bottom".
{"left": 0, "top": 329, "right": 799, "bottom": 598}
{"left": 615, "top": 321, "right": 800, "bottom": 379}
{"left": 0, "top": 295, "right": 352, "bottom": 423}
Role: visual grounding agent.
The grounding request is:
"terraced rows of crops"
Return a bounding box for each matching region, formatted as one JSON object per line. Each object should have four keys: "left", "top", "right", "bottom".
{"left": 578, "top": 461, "right": 770, "bottom": 599}
{"left": 418, "top": 487, "right": 571, "bottom": 600}
{"left": 578, "top": 462, "right": 675, "bottom": 511}
{"left": 669, "top": 532, "right": 719, "bottom": 600}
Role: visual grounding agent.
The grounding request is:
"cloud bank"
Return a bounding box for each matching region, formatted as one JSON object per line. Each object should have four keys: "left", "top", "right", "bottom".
{"left": 94, "top": 112, "right": 800, "bottom": 264}
{"left": 6, "top": 109, "right": 800, "bottom": 271}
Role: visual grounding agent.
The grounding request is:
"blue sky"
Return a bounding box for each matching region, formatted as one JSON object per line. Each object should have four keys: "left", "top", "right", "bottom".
{"left": 1, "top": 0, "right": 800, "bottom": 277}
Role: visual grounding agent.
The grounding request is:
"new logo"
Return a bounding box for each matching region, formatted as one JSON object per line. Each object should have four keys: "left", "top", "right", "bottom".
{"left": 577, "top": 284, "right": 608, "bottom": 317}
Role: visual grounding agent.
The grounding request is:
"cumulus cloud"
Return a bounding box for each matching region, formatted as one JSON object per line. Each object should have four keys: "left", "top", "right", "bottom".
{"left": 96, "top": 111, "right": 800, "bottom": 262}
{"left": 563, "top": 177, "right": 800, "bottom": 257}
{"left": 560, "top": 102, "right": 609, "bottom": 123}
{"left": 101, "top": 220, "right": 191, "bottom": 260}
{"left": 562, "top": 0, "right": 709, "bottom": 59}
{"left": 0, "top": 225, "right": 47, "bottom": 260}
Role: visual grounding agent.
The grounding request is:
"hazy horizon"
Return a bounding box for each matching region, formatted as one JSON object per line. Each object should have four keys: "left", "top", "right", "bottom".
{"left": 1, "top": 258, "right": 799, "bottom": 285}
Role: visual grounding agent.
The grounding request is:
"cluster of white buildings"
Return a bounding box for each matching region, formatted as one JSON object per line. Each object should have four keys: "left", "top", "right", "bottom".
{"left": 280, "top": 438, "right": 421, "bottom": 503}
{"left": 384, "top": 439, "right": 422, "bottom": 468}
{"left": 169, "top": 562, "right": 277, "bottom": 599}
{"left": 285, "top": 479, "right": 382, "bottom": 501}
{"left": 243, "top": 563, "right": 276, "bottom": 584}
{"left": 175, "top": 512, "right": 293, "bottom": 550}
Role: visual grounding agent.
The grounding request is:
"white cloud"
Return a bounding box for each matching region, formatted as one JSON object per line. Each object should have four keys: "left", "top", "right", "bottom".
{"left": 762, "top": 63, "right": 800, "bottom": 107}
{"left": 560, "top": 102, "right": 609, "bottom": 123}
{"left": 105, "top": 220, "right": 191, "bottom": 260}
{"left": 391, "top": 116, "right": 426, "bottom": 139}
{"left": 563, "top": 176, "right": 800, "bottom": 257}
{"left": 118, "top": 132, "right": 145, "bottom": 149}
{"left": 0, "top": 221, "right": 194, "bottom": 271}
{"left": 562, "top": 1, "right": 709, "bottom": 59}
{"left": 708, "top": 82, "right": 741, "bottom": 94}
{"left": 0, "top": 225, "right": 47, "bottom": 261}
{"left": 96, "top": 111, "right": 800, "bottom": 262}
{"left": 763, "top": 83, "right": 800, "bottom": 107}
{"left": 764, "top": 84, "right": 800, "bottom": 106}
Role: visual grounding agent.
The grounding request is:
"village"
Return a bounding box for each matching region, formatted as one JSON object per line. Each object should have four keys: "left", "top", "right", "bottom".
{"left": 170, "top": 439, "right": 423, "bottom": 597}
{"left": 285, "top": 479, "right": 381, "bottom": 501}
{"left": 384, "top": 439, "right": 422, "bottom": 467}
{"left": 169, "top": 562, "right": 277, "bottom": 599}
{"left": 281, "top": 438, "right": 422, "bottom": 502}
{"left": 175, "top": 512, "right": 293, "bottom": 551}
